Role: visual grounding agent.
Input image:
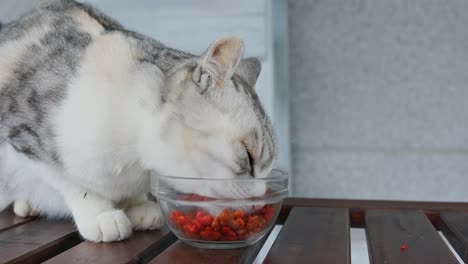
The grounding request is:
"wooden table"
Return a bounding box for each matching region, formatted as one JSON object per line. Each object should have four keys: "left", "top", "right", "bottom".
{"left": 2, "top": 198, "right": 468, "bottom": 264}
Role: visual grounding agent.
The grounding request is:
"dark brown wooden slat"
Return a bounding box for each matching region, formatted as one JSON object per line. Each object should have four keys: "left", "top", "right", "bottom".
{"left": 264, "top": 207, "right": 350, "bottom": 264}
{"left": 45, "top": 228, "right": 177, "bottom": 264}
{"left": 0, "top": 220, "right": 81, "bottom": 264}
{"left": 149, "top": 229, "right": 272, "bottom": 264}
{"left": 284, "top": 198, "right": 468, "bottom": 211}
{"left": 280, "top": 198, "right": 468, "bottom": 228}
{"left": 440, "top": 212, "right": 468, "bottom": 263}
{"left": 0, "top": 208, "right": 35, "bottom": 232}
{"left": 366, "top": 210, "right": 459, "bottom": 264}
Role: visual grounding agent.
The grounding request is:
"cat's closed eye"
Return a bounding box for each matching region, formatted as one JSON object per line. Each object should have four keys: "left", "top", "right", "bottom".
{"left": 245, "top": 148, "right": 255, "bottom": 177}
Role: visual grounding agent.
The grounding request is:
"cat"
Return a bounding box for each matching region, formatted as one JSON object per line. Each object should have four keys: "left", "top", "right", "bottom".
{"left": 0, "top": 0, "right": 276, "bottom": 242}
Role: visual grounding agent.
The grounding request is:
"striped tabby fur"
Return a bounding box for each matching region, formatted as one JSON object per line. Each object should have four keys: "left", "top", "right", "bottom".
{"left": 0, "top": 0, "right": 276, "bottom": 242}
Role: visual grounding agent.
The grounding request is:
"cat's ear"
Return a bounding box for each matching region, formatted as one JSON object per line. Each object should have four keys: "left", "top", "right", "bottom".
{"left": 198, "top": 36, "right": 245, "bottom": 88}
{"left": 236, "top": 57, "right": 261, "bottom": 88}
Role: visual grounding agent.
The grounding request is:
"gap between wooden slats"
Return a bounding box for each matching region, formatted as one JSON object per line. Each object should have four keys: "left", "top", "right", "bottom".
{"left": 44, "top": 227, "right": 177, "bottom": 264}
{"left": 0, "top": 208, "right": 35, "bottom": 233}
{"left": 0, "top": 220, "right": 81, "bottom": 264}
{"left": 252, "top": 225, "right": 282, "bottom": 264}
{"left": 439, "top": 212, "right": 468, "bottom": 264}
{"left": 264, "top": 207, "right": 350, "bottom": 264}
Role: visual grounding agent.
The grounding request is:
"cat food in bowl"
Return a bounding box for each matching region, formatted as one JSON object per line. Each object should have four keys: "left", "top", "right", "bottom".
{"left": 153, "top": 170, "right": 288, "bottom": 249}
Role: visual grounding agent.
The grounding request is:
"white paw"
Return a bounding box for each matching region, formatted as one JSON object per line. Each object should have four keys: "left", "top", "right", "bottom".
{"left": 77, "top": 209, "right": 132, "bottom": 242}
{"left": 13, "top": 200, "right": 39, "bottom": 217}
{"left": 126, "top": 201, "right": 164, "bottom": 231}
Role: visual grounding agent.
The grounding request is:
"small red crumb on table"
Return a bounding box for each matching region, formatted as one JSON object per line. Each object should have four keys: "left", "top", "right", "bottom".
{"left": 401, "top": 243, "right": 406, "bottom": 251}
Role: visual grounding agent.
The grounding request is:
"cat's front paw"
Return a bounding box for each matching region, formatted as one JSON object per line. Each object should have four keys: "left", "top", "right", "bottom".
{"left": 13, "top": 200, "right": 39, "bottom": 217}
{"left": 77, "top": 209, "right": 132, "bottom": 242}
{"left": 126, "top": 201, "right": 164, "bottom": 231}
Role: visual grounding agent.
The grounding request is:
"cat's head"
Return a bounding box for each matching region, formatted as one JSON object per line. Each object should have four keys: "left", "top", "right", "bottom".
{"left": 145, "top": 37, "right": 276, "bottom": 198}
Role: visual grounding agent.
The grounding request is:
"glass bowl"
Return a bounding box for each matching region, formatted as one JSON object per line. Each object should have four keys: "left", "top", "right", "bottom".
{"left": 153, "top": 170, "right": 288, "bottom": 249}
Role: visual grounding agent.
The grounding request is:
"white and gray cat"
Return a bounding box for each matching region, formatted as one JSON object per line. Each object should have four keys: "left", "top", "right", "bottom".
{"left": 0, "top": 0, "right": 276, "bottom": 242}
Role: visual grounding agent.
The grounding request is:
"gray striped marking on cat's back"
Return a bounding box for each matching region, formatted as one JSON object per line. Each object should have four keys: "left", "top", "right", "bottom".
{"left": 0, "top": 2, "right": 94, "bottom": 164}
{"left": 0, "top": 0, "right": 273, "bottom": 173}
{"left": 0, "top": 0, "right": 193, "bottom": 165}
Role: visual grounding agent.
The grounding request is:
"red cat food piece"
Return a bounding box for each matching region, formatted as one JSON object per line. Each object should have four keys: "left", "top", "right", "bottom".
{"left": 233, "top": 210, "right": 244, "bottom": 218}
{"left": 169, "top": 204, "right": 275, "bottom": 242}
{"left": 199, "top": 215, "right": 214, "bottom": 226}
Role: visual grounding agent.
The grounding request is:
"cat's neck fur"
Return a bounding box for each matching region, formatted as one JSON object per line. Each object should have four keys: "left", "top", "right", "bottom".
{"left": 73, "top": 32, "right": 198, "bottom": 176}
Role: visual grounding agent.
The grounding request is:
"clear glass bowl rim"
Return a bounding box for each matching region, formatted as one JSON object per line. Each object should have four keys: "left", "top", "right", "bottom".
{"left": 154, "top": 168, "right": 288, "bottom": 183}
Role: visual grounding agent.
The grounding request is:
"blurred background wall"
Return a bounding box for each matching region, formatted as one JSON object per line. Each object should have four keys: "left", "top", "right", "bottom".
{"left": 289, "top": 0, "right": 468, "bottom": 201}
{"left": 2, "top": 0, "right": 468, "bottom": 202}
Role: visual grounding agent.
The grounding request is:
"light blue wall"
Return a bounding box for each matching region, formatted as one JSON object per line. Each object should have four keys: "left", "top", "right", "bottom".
{"left": 0, "top": 1, "right": 37, "bottom": 22}
{"left": 289, "top": 0, "right": 468, "bottom": 201}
